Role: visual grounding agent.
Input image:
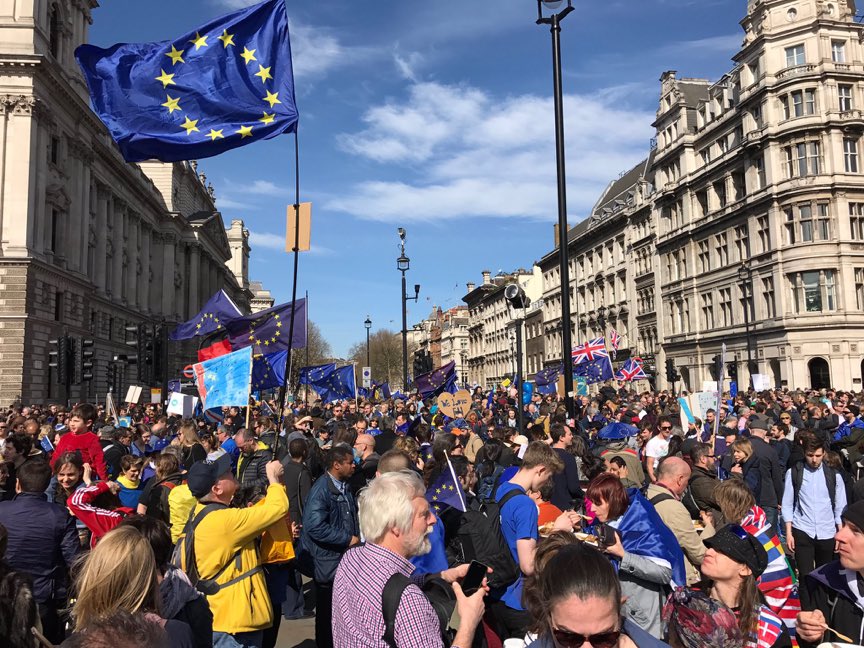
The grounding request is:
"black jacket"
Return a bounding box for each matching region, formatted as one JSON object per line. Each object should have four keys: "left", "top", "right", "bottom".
{"left": 159, "top": 567, "right": 213, "bottom": 648}
{"left": 802, "top": 560, "right": 864, "bottom": 647}
{"left": 0, "top": 492, "right": 80, "bottom": 602}
{"left": 550, "top": 447, "right": 583, "bottom": 510}
{"left": 297, "top": 473, "right": 359, "bottom": 583}
{"left": 687, "top": 464, "right": 719, "bottom": 516}
{"left": 281, "top": 459, "right": 312, "bottom": 526}
{"left": 750, "top": 436, "right": 784, "bottom": 508}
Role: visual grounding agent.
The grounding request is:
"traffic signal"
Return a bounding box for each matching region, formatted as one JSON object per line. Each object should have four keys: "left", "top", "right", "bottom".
{"left": 124, "top": 323, "right": 144, "bottom": 381}
{"left": 710, "top": 354, "right": 723, "bottom": 381}
{"left": 424, "top": 351, "right": 433, "bottom": 373}
{"left": 48, "top": 335, "right": 70, "bottom": 385}
{"left": 413, "top": 351, "right": 425, "bottom": 377}
{"left": 152, "top": 324, "right": 165, "bottom": 383}
{"left": 665, "top": 358, "right": 679, "bottom": 383}
{"left": 727, "top": 362, "right": 738, "bottom": 382}
{"left": 141, "top": 325, "right": 154, "bottom": 384}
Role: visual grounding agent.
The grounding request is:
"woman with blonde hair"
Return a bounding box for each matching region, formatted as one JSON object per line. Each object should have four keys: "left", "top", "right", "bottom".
{"left": 70, "top": 525, "right": 193, "bottom": 647}
{"left": 729, "top": 438, "right": 761, "bottom": 498}
{"left": 176, "top": 419, "right": 205, "bottom": 469}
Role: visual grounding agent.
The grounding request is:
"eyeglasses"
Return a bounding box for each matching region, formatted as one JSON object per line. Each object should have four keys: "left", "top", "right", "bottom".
{"left": 659, "top": 425, "right": 672, "bottom": 430}
{"left": 552, "top": 628, "right": 621, "bottom": 648}
{"left": 780, "top": 417, "right": 791, "bottom": 421}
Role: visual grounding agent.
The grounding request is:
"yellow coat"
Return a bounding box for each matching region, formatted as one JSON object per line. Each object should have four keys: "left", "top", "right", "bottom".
{"left": 169, "top": 483, "right": 197, "bottom": 544}
{"left": 193, "top": 483, "right": 289, "bottom": 633}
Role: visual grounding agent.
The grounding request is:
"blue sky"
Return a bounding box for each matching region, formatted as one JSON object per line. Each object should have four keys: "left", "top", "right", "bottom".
{"left": 89, "top": 0, "right": 745, "bottom": 358}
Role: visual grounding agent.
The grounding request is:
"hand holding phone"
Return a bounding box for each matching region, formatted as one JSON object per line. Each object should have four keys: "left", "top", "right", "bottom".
{"left": 461, "top": 560, "right": 489, "bottom": 597}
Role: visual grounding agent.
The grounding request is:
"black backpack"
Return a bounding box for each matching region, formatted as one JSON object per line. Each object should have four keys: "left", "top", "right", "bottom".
{"left": 382, "top": 574, "right": 457, "bottom": 648}
{"left": 451, "top": 488, "right": 523, "bottom": 591}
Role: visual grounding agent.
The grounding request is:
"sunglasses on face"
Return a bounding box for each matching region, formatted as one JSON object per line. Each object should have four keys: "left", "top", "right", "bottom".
{"left": 552, "top": 628, "right": 621, "bottom": 648}
{"left": 660, "top": 425, "right": 672, "bottom": 430}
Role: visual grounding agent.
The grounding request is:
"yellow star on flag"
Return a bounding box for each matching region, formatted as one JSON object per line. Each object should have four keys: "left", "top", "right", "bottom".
{"left": 180, "top": 116, "right": 199, "bottom": 135}
{"left": 254, "top": 64, "right": 273, "bottom": 83}
{"left": 207, "top": 129, "right": 224, "bottom": 141}
{"left": 217, "top": 29, "right": 235, "bottom": 48}
{"left": 260, "top": 112, "right": 275, "bottom": 124}
{"left": 162, "top": 95, "right": 182, "bottom": 114}
{"left": 263, "top": 90, "right": 281, "bottom": 108}
{"left": 241, "top": 47, "right": 257, "bottom": 65}
{"left": 155, "top": 69, "right": 176, "bottom": 88}
{"left": 236, "top": 125, "right": 254, "bottom": 139}
{"left": 165, "top": 45, "right": 185, "bottom": 65}
{"left": 189, "top": 32, "right": 208, "bottom": 50}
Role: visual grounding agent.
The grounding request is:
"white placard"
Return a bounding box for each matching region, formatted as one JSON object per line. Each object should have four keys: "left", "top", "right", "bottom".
{"left": 752, "top": 374, "right": 771, "bottom": 391}
{"left": 694, "top": 391, "right": 719, "bottom": 420}
{"left": 125, "top": 385, "right": 143, "bottom": 404}
{"left": 702, "top": 381, "right": 718, "bottom": 393}
{"left": 167, "top": 392, "right": 198, "bottom": 417}
{"left": 150, "top": 388, "right": 162, "bottom": 404}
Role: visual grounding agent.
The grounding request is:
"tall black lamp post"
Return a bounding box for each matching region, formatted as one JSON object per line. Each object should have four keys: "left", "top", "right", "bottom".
{"left": 737, "top": 262, "right": 755, "bottom": 390}
{"left": 397, "top": 228, "right": 419, "bottom": 390}
{"left": 536, "top": 0, "right": 576, "bottom": 418}
{"left": 364, "top": 316, "right": 372, "bottom": 369}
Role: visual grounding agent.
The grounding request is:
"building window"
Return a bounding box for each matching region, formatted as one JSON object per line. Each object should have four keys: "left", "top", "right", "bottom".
{"left": 782, "top": 89, "right": 817, "bottom": 119}
{"left": 845, "top": 137, "right": 860, "bottom": 173}
{"left": 852, "top": 267, "right": 864, "bottom": 313}
{"left": 832, "top": 40, "right": 847, "bottom": 63}
{"left": 783, "top": 141, "right": 821, "bottom": 178}
{"left": 757, "top": 215, "right": 771, "bottom": 252}
{"left": 716, "top": 232, "right": 729, "bottom": 267}
{"left": 785, "top": 44, "right": 806, "bottom": 67}
{"left": 714, "top": 180, "right": 727, "bottom": 209}
{"left": 698, "top": 240, "right": 711, "bottom": 273}
{"left": 719, "top": 287, "right": 733, "bottom": 327}
{"left": 734, "top": 224, "right": 749, "bottom": 260}
{"left": 850, "top": 202, "right": 864, "bottom": 240}
{"left": 790, "top": 270, "right": 837, "bottom": 312}
{"left": 54, "top": 290, "right": 63, "bottom": 321}
{"left": 762, "top": 276, "right": 776, "bottom": 318}
{"left": 786, "top": 202, "right": 831, "bottom": 243}
{"left": 49, "top": 4, "right": 61, "bottom": 59}
{"left": 839, "top": 84, "right": 854, "bottom": 112}
{"left": 701, "top": 292, "right": 715, "bottom": 329}
{"left": 753, "top": 155, "right": 766, "bottom": 189}
{"left": 50, "top": 209, "right": 59, "bottom": 253}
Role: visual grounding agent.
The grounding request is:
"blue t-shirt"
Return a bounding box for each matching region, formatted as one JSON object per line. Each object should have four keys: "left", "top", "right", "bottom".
{"left": 495, "top": 481, "right": 537, "bottom": 611}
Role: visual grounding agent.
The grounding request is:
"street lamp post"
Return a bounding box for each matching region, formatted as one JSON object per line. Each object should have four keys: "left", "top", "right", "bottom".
{"left": 737, "top": 262, "right": 754, "bottom": 391}
{"left": 397, "top": 228, "right": 419, "bottom": 391}
{"left": 536, "top": 0, "right": 576, "bottom": 419}
{"left": 364, "top": 316, "right": 372, "bottom": 369}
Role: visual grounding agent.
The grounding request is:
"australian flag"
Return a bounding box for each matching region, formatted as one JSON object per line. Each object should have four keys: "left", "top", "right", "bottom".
{"left": 615, "top": 358, "right": 648, "bottom": 382}
{"left": 169, "top": 289, "right": 242, "bottom": 341}
{"left": 251, "top": 350, "right": 287, "bottom": 391}
{"left": 425, "top": 458, "right": 467, "bottom": 515}
{"left": 535, "top": 365, "right": 561, "bottom": 395}
{"left": 75, "top": 0, "right": 298, "bottom": 163}
{"left": 306, "top": 365, "right": 356, "bottom": 404}
{"left": 414, "top": 361, "right": 458, "bottom": 398}
{"left": 226, "top": 298, "right": 307, "bottom": 355}
{"left": 573, "top": 356, "right": 614, "bottom": 385}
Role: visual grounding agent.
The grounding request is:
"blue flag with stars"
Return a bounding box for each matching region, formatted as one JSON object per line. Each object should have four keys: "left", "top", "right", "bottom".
{"left": 298, "top": 363, "right": 336, "bottom": 385}
{"left": 225, "top": 298, "right": 307, "bottom": 355}
{"left": 534, "top": 364, "right": 562, "bottom": 395}
{"left": 306, "top": 365, "right": 356, "bottom": 404}
{"left": 425, "top": 458, "right": 467, "bottom": 515}
{"left": 75, "top": 0, "right": 298, "bottom": 163}
{"left": 573, "top": 356, "right": 614, "bottom": 385}
{"left": 414, "top": 361, "right": 458, "bottom": 398}
{"left": 251, "top": 350, "right": 287, "bottom": 391}
{"left": 169, "top": 289, "right": 242, "bottom": 341}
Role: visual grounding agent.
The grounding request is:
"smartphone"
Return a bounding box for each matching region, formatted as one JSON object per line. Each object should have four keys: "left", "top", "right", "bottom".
{"left": 461, "top": 560, "right": 489, "bottom": 597}
{"left": 597, "top": 523, "right": 618, "bottom": 549}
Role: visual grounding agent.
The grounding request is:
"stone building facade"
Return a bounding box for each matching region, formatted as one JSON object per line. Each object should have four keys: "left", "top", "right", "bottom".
{"left": 0, "top": 1, "right": 258, "bottom": 404}
{"left": 438, "top": 306, "right": 469, "bottom": 386}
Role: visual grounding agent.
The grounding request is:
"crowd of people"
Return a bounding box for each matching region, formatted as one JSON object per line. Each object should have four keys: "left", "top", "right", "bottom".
{"left": 0, "top": 383, "right": 862, "bottom": 648}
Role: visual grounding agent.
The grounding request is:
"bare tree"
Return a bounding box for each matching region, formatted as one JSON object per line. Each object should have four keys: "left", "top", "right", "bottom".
{"left": 347, "top": 329, "right": 416, "bottom": 391}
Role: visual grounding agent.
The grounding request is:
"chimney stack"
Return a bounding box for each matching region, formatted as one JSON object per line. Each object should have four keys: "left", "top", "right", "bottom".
{"left": 482, "top": 270, "right": 491, "bottom": 285}
{"left": 466, "top": 282, "right": 475, "bottom": 293}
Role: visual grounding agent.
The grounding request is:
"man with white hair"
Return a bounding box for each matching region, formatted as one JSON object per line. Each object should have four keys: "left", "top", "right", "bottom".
{"left": 332, "top": 471, "right": 487, "bottom": 647}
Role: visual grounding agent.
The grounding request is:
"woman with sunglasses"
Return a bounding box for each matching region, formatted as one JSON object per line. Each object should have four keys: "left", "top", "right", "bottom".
{"left": 682, "top": 524, "right": 793, "bottom": 648}
{"left": 523, "top": 536, "right": 669, "bottom": 648}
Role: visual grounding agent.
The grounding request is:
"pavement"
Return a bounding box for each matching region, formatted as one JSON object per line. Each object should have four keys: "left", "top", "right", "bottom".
{"left": 276, "top": 617, "right": 316, "bottom": 647}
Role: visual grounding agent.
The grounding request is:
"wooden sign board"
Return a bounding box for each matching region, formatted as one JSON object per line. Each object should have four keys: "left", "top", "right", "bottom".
{"left": 438, "top": 389, "right": 472, "bottom": 419}
{"left": 286, "top": 202, "right": 312, "bottom": 252}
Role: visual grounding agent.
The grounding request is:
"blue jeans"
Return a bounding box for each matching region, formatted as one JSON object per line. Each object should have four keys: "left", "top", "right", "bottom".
{"left": 212, "top": 630, "right": 264, "bottom": 648}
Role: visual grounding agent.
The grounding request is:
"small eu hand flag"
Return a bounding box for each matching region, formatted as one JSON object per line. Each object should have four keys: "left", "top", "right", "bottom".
{"left": 75, "top": 0, "right": 298, "bottom": 163}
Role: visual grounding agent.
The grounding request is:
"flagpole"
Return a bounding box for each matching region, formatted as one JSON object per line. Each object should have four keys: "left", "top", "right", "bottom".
{"left": 276, "top": 131, "right": 302, "bottom": 457}
{"left": 304, "top": 290, "right": 309, "bottom": 411}
{"left": 245, "top": 351, "right": 254, "bottom": 431}
{"left": 446, "top": 455, "right": 466, "bottom": 512}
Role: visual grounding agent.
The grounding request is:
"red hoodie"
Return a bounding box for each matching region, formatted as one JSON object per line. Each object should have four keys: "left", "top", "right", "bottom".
{"left": 67, "top": 482, "right": 134, "bottom": 548}
{"left": 51, "top": 431, "right": 108, "bottom": 481}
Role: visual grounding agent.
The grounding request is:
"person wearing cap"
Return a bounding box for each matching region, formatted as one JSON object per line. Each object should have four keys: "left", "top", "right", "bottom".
{"left": 797, "top": 499, "right": 864, "bottom": 646}
{"left": 687, "top": 524, "right": 793, "bottom": 647}
{"left": 747, "top": 418, "right": 784, "bottom": 533}
{"left": 184, "top": 452, "right": 287, "bottom": 647}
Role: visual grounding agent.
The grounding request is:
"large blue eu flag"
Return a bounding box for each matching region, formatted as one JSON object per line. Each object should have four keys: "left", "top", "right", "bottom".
{"left": 414, "top": 361, "right": 458, "bottom": 398}
{"left": 251, "top": 350, "right": 288, "bottom": 391}
{"left": 225, "top": 298, "right": 307, "bottom": 355}
{"left": 75, "top": 0, "right": 298, "bottom": 163}
{"left": 307, "top": 365, "right": 356, "bottom": 404}
{"left": 573, "top": 356, "right": 614, "bottom": 385}
{"left": 169, "top": 289, "right": 242, "bottom": 341}
{"left": 298, "top": 363, "right": 336, "bottom": 385}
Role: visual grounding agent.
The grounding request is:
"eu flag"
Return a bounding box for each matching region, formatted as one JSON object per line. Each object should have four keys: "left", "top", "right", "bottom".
{"left": 307, "top": 365, "right": 356, "bottom": 404}
{"left": 251, "top": 350, "right": 287, "bottom": 391}
{"left": 192, "top": 346, "right": 253, "bottom": 410}
{"left": 573, "top": 356, "right": 613, "bottom": 385}
{"left": 535, "top": 365, "right": 561, "bottom": 395}
{"left": 414, "top": 361, "right": 458, "bottom": 398}
{"left": 225, "top": 298, "right": 307, "bottom": 355}
{"left": 75, "top": 0, "right": 298, "bottom": 163}
{"left": 425, "top": 458, "right": 467, "bottom": 515}
{"left": 298, "top": 363, "right": 336, "bottom": 385}
{"left": 169, "top": 289, "right": 242, "bottom": 341}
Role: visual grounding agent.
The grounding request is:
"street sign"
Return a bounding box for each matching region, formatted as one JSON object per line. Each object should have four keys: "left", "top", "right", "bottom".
{"left": 362, "top": 366, "right": 371, "bottom": 389}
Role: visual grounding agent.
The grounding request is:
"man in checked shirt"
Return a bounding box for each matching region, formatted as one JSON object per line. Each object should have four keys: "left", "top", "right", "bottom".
{"left": 332, "top": 470, "right": 487, "bottom": 648}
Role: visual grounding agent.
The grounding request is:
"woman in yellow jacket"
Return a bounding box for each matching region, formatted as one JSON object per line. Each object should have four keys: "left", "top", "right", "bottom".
{"left": 180, "top": 453, "right": 288, "bottom": 648}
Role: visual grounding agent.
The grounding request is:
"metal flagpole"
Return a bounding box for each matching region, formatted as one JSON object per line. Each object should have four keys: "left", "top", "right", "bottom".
{"left": 304, "top": 290, "right": 309, "bottom": 410}
{"left": 275, "top": 131, "right": 302, "bottom": 460}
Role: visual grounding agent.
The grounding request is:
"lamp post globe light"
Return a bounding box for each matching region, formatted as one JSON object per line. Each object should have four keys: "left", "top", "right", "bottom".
{"left": 397, "top": 228, "right": 419, "bottom": 391}
{"left": 536, "top": 0, "right": 576, "bottom": 419}
{"left": 364, "top": 316, "right": 372, "bottom": 369}
{"left": 737, "top": 262, "right": 754, "bottom": 390}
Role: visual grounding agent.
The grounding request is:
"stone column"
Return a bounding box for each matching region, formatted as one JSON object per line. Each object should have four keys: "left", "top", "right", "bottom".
{"left": 188, "top": 244, "right": 200, "bottom": 313}
{"left": 162, "top": 235, "right": 175, "bottom": 318}
{"left": 1, "top": 95, "right": 37, "bottom": 255}
{"left": 140, "top": 226, "right": 151, "bottom": 313}
{"left": 112, "top": 201, "right": 124, "bottom": 300}
{"left": 126, "top": 216, "right": 138, "bottom": 308}
{"left": 94, "top": 186, "right": 108, "bottom": 294}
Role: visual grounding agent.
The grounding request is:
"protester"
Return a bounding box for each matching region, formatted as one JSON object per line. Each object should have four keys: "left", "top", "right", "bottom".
{"left": 645, "top": 417, "right": 674, "bottom": 483}
{"left": 177, "top": 420, "right": 207, "bottom": 469}
{"left": 137, "top": 453, "right": 183, "bottom": 521}
{"left": 103, "top": 426, "right": 133, "bottom": 480}
{"left": 50, "top": 403, "right": 107, "bottom": 481}
{"left": 332, "top": 470, "right": 487, "bottom": 647}
{"left": 685, "top": 442, "right": 719, "bottom": 518}
{"left": 0, "top": 522, "right": 41, "bottom": 648}
{"left": 549, "top": 422, "right": 584, "bottom": 511}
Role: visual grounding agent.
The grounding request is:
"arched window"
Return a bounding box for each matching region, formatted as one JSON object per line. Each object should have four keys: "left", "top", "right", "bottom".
{"left": 49, "top": 4, "right": 61, "bottom": 59}
{"left": 808, "top": 357, "right": 831, "bottom": 390}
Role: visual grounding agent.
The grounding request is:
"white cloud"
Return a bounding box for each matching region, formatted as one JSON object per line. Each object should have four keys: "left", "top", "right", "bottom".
{"left": 328, "top": 81, "right": 654, "bottom": 222}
